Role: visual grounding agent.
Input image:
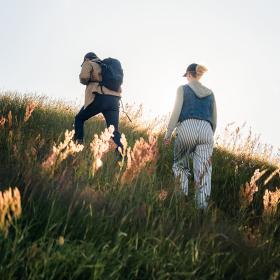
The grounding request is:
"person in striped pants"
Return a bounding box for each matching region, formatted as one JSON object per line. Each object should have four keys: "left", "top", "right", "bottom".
{"left": 164, "top": 63, "right": 217, "bottom": 209}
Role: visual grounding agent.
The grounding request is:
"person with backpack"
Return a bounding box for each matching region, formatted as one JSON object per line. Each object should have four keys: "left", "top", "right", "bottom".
{"left": 164, "top": 63, "right": 217, "bottom": 209}
{"left": 74, "top": 52, "right": 124, "bottom": 152}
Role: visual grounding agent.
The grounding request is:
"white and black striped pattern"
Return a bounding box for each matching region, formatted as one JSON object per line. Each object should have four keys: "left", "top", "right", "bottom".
{"left": 173, "top": 119, "right": 214, "bottom": 209}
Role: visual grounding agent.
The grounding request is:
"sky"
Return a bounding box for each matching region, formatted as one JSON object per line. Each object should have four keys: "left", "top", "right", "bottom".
{"left": 0, "top": 0, "right": 279, "bottom": 150}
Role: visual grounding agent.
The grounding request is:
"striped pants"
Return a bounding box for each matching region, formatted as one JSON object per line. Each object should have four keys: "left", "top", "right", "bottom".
{"left": 173, "top": 119, "right": 213, "bottom": 209}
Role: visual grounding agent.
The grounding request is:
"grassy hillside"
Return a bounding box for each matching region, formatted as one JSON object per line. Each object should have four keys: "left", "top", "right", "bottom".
{"left": 0, "top": 92, "right": 279, "bottom": 280}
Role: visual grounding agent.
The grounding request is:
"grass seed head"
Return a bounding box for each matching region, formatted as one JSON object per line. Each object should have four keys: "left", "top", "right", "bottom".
{"left": 90, "top": 125, "right": 115, "bottom": 175}
{"left": 240, "top": 169, "right": 267, "bottom": 207}
{"left": 24, "top": 101, "right": 37, "bottom": 122}
{"left": 7, "top": 111, "right": 12, "bottom": 128}
{"left": 158, "top": 190, "right": 168, "bottom": 201}
{"left": 0, "top": 116, "right": 6, "bottom": 128}
{"left": 0, "top": 187, "right": 22, "bottom": 237}
{"left": 263, "top": 188, "right": 280, "bottom": 215}
{"left": 120, "top": 134, "right": 158, "bottom": 185}
{"left": 42, "top": 130, "right": 84, "bottom": 170}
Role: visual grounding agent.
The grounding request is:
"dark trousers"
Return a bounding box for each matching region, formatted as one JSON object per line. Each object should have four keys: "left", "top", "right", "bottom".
{"left": 74, "top": 94, "right": 122, "bottom": 149}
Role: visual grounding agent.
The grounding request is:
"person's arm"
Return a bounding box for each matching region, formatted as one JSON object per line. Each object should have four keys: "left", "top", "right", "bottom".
{"left": 212, "top": 95, "right": 217, "bottom": 133}
{"left": 79, "top": 60, "right": 92, "bottom": 85}
{"left": 164, "top": 86, "right": 184, "bottom": 140}
{"left": 100, "top": 86, "right": 122, "bottom": 97}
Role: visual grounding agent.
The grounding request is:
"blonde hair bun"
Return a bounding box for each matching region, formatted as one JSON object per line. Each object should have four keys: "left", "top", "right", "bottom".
{"left": 196, "top": 65, "right": 208, "bottom": 76}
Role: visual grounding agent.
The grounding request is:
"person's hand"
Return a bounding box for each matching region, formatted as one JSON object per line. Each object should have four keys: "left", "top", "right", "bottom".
{"left": 164, "top": 138, "right": 171, "bottom": 145}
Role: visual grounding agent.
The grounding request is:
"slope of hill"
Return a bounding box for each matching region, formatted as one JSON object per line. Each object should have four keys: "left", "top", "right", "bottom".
{"left": 0, "top": 92, "right": 279, "bottom": 279}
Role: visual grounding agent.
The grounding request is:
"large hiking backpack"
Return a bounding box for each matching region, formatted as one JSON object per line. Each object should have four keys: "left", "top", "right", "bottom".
{"left": 99, "top": 58, "right": 123, "bottom": 92}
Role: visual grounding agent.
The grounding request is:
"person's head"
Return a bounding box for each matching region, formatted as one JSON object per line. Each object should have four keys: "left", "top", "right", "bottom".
{"left": 183, "top": 63, "right": 208, "bottom": 81}
{"left": 81, "top": 52, "right": 99, "bottom": 66}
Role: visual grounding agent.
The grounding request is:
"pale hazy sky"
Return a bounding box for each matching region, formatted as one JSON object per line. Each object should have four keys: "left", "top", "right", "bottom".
{"left": 0, "top": 0, "right": 279, "bottom": 149}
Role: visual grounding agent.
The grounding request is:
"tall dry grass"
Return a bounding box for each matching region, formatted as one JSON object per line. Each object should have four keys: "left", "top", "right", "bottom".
{"left": 0, "top": 92, "right": 280, "bottom": 279}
